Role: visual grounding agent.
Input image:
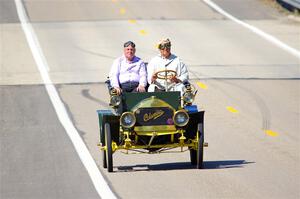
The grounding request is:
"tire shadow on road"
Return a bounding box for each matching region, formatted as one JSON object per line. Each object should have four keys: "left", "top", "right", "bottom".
{"left": 115, "top": 160, "right": 254, "bottom": 172}
{"left": 116, "top": 162, "right": 194, "bottom": 172}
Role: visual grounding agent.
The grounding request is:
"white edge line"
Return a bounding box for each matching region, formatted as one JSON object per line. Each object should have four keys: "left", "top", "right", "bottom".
{"left": 14, "top": 0, "right": 117, "bottom": 198}
{"left": 203, "top": 0, "right": 300, "bottom": 59}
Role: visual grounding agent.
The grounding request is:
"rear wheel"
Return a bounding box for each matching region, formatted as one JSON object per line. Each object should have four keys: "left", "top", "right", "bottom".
{"left": 105, "top": 123, "right": 113, "bottom": 172}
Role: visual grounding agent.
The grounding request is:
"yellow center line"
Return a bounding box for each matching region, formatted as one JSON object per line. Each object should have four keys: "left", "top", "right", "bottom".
{"left": 128, "top": 19, "right": 137, "bottom": 24}
{"left": 226, "top": 106, "right": 239, "bottom": 113}
{"left": 196, "top": 82, "right": 208, "bottom": 89}
{"left": 139, "top": 29, "right": 148, "bottom": 35}
{"left": 120, "top": 8, "right": 126, "bottom": 15}
{"left": 264, "top": 130, "right": 279, "bottom": 137}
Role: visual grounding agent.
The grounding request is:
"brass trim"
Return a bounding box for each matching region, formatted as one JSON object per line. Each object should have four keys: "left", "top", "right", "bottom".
{"left": 120, "top": 112, "right": 136, "bottom": 128}
{"left": 134, "top": 125, "right": 176, "bottom": 132}
{"left": 132, "top": 96, "right": 176, "bottom": 112}
{"left": 183, "top": 92, "right": 195, "bottom": 105}
{"left": 173, "top": 109, "right": 189, "bottom": 126}
{"left": 118, "top": 143, "right": 196, "bottom": 150}
{"left": 134, "top": 130, "right": 179, "bottom": 136}
{"left": 109, "top": 95, "right": 121, "bottom": 107}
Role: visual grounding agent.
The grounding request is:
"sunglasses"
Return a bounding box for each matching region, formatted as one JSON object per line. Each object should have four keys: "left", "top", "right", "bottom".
{"left": 158, "top": 43, "right": 171, "bottom": 50}
{"left": 124, "top": 41, "right": 136, "bottom": 48}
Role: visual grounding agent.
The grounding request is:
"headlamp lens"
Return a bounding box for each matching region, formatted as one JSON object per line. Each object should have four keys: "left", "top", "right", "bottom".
{"left": 110, "top": 95, "right": 121, "bottom": 107}
{"left": 183, "top": 92, "right": 194, "bottom": 104}
{"left": 120, "top": 112, "right": 136, "bottom": 128}
{"left": 173, "top": 110, "right": 189, "bottom": 127}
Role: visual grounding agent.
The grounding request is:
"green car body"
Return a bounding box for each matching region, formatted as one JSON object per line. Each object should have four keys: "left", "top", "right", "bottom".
{"left": 97, "top": 90, "right": 206, "bottom": 172}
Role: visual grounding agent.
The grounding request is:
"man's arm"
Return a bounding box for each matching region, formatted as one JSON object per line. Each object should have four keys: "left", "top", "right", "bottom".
{"left": 109, "top": 58, "right": 122, "bottom": 95}
{"left": 136, "top": 61, "right": 147, "bottom": 92}
{"left": 147, "top": 57, "right": 161, "bottom": 84}
{"left": 109, "top": 59, "right": 121, "bottom": 88}
{"left": 177, "top": 59, "right": 189, "bottom": 83}
{"left": 139, "top": 62, "right": 147, "bottom": 87}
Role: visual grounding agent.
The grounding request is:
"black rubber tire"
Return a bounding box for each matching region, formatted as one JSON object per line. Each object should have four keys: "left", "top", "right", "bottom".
{"left": 197, "top": 123, "right": 204, "bottom": 169}
{"left": 105, "top": 123, "right": 113, "bottom": 172}
{"left": 190, "top": 149, "right": 197, "bottom": 165}
{"left": 102, "top": 150, "right": 107, "bottom": 168}
{"left": 100, "top": 122, "right": 107, "bottom": 168}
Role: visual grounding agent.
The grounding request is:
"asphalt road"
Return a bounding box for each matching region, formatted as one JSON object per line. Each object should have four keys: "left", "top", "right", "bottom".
{"left": 0, "top": 0, "right": 299, "bottom": 199}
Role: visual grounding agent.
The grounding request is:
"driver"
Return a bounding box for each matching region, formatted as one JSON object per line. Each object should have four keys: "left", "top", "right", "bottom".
{"left": 147, "top": 38, "right": 189, "bottom": 94}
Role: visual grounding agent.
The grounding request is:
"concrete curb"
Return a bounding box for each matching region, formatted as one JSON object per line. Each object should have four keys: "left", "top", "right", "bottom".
{"left": 276, "top": 0, "right": 300, "bottom": 12}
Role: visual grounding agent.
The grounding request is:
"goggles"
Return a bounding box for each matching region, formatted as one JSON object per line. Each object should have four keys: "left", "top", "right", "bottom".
{"left": 158, "top": 43, "right": 171, "bottom": 50}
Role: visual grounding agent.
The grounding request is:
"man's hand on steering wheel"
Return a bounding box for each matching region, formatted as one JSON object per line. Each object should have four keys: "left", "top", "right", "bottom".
{"left": 170, "top": 75, "right": 181, "bottom": 83}
{"left": 151, "top": 73, "right": 158, "bottom": 83}
{"left": 153, "top": 69, "right": 177, "bottom": 82}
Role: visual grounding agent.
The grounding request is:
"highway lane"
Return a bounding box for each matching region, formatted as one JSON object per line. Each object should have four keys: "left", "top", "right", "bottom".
{"left": 0, "top": 1, "right": 101, "bottom": 198}
{"left": 1, "top": 0, "right": 300, "bottom": 199}
{"left": 0, "top": 86, "right": 100, "bottom": 199}
{"left": 21, "top": 0, "right": 299, "bottom": 84}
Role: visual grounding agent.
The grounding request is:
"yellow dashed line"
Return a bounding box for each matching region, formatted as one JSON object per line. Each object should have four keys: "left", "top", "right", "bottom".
{"left": 139, "top": 29, "right": 148, "bottom": 35}
{"left": 226, "top": 106, "right": 239, "bottom": 113}
{"left": 128, "top": 19, "right": 137, "bottom": 24}
{"left": 265, "top": 130, "right": 279, "bottom": 137}
{"left": 120, "top": 8, "right": 126, "bottom": 15}
{"left": 197, "top": 82, "right": 208, "bottom": 89}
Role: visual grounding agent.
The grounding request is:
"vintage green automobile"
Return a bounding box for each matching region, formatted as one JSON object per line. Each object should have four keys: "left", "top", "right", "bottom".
{"left": 97, "top": 71, "right": 207, "bottom": 172}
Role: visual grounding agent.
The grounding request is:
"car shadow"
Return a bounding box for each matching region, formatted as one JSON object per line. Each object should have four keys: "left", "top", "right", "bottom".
{"left": 116, "top": 160, "right": 254, "bottom": 172}
{"left": 204, "top": 160, "right": 255, "bottom": 169}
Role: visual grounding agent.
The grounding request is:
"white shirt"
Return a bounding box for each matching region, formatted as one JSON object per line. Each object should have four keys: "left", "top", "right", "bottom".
{"left": 147, "top": 54, "right": 189, "bottom": 89}
{"left": 109, "top": 55, "right": 147, "bottom": 88}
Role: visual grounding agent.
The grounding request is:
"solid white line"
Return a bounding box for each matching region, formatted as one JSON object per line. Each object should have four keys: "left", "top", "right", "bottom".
{"left": 203, "top": 0, "right": 300, "bottom": 59}
{"left": 14, "top": 0, "right": 117, "bottom": 198}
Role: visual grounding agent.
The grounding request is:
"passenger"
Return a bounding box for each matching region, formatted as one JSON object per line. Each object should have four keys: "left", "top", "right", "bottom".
{"left": 109, "top": 41, "right": 147, "bottom": 95}
{"left": 147, "top": 38, "right": 189, "bottom": 94}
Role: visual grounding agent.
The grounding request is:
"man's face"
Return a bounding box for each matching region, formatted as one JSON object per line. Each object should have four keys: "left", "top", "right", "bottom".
{"left": 124, "top": 45, "right": 135, "bottom": 61}
{"left": 160, "top": 47, "right": 171, "bottom": 58}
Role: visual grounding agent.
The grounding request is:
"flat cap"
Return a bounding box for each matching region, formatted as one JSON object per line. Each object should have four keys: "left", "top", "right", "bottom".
{"left": 158, "top": 38, "right": 171, "bottom": 49}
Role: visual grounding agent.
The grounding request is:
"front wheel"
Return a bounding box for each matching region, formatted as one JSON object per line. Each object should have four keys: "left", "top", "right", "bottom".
{"left": 100, "top": 123, "right": 107, "bottom": 168}
{"left": 190, "top": 149, "right": 197, "bottom": 165}
{"left": 105, "top": 123, "right": 113, "bottom": 172}
{"left": 102, "top": 150, "right": 107, "bottom": 168}
{"left": 189, "top": 123, "right": 204, "bottom": 168}
{"left": 197, "top": 123, "right": 204, "bottom": 169}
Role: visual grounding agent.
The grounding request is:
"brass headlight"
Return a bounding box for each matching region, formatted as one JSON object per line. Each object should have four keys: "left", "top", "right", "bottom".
{"left": 110, "top": 95, "right": 121, "bottom": 107}
{"left": 173, "top": 110, "right": 189, "bottom": 127}
{"left": 183, "top": 91, "right": 195, "bottom": 104}
{"left": 120, "top": 112, "right": 136, "bottom": 128}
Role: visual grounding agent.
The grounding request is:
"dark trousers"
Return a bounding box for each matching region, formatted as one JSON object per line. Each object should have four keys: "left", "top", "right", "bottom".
{"left": 120, "top": 81, "right": 139, "bottom": 92}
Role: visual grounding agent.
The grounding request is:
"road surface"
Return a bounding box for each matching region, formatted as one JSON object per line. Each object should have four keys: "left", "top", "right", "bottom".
{"left": 1, "top": 0, "right": 299, "bottom": 198}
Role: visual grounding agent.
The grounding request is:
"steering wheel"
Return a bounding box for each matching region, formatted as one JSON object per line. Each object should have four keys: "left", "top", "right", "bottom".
{"left": 153, "top": 69, "right": 177, "bottom": 80}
